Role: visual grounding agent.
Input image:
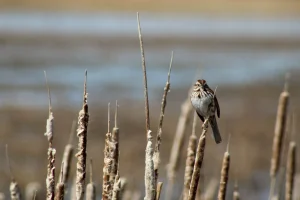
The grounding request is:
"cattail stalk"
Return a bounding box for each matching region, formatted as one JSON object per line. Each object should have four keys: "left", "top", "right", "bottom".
{"left": 285, "top": 142, "right": 296, "bottom": 200}
{"left": 153, "top": 52, "right": 173, "bottom": 184}
{"left": 110, "top": 101, "right": 120, "bottom": 187}
{"left": 166, "top": 88, "right": 193, "bottom": 200}
{"left": 217, "top": 142, "right": 231, "bottom": 200}
{"left": 75, "top": 70, "right": 89, "bottom": 200}
{"left": 137, "top": 12, "right": 155, "bottom": 200}
{"left": 44, "top": 72, "right": 55, "bottom": 200}
{"left": 187, "top": 118, "right": 208, "bottom": 200}
{"left": 112, "top": 174, "right": 121, "bottom": 200}
{"left": 155, "top": 182, "right": 163, "bottom": 200}
{"left": 183, "top": 112, "right": 198, "bottom": 200}
{"left": 269, "top": 76, "right": 290, "bottom": 200}
{"left": 102, "top": 103, "right": 112, "bottom": 200}
{"left": 55, "top": 164, "right": 65, "bottom": 200}
{"left": 59, "top": 121, "right": 76, "bottom": 187}
{"left": 6, "top": 145, "right": 21, "bottom": 200}
{"left": 86, "top": 159, "right": 96, "bottom": 200}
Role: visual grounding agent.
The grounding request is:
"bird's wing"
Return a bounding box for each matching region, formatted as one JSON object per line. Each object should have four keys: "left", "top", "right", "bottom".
{"left": 207, "top": 87, "right": 220, "bottom": 118}
{"left": 196, "top": 111, "right": 205, "bottom": 122}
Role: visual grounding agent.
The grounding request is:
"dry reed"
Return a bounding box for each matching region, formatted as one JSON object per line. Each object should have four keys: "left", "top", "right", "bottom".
{"left": 55, "top": 164, "right": 65, "bottom": 200}
{"left": 59, "top": 120, "right": 76, "bottom": 187}
{"left": 188, "top": 118, "right": 209, "bottom": 200}
{"left": 75, "top": 70, "right": 89, "bottom": 200}
{"left": 153, "top": 52, "right": 173, "bottom": 185}
{"left": 137, "top": 12, "right": 155, "bottom": 200}
{"left": 269, "top": 75, "right": 290, "bottom": 199}
{"left": 285, "top": 141, "right": 296, "bottom": 200}
{"left": 102, "top": 103, "right": 113, "bottom": 200}
{"left": 44, "top": 72, "right": 56, "bottom": 200}
{"left": 86, "top": 159, "right": 96, "bottom": 200}
{"left": 6, "top": 145, "right": 21, "bottom": 200}
{"left": 166, "top": 87, "right": 193, "bottom": 200}
{"left": 155, "top": 182, "right": 163, "bottom": 200}
{"left": 217, "top": 139, "right": 231, "bottom": 200}
{"left": 110, "top": 101, "right": 120, "bottom": 187}
{"left": 183, "top": 112, "right": 198, "bottom": 200}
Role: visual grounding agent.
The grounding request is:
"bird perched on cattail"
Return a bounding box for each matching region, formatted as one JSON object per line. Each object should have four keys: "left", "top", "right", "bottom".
{"left": 190, "top": 79, "right": 222, "bottom": 144}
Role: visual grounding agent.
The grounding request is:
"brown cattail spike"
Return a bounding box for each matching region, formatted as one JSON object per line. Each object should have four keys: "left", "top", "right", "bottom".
{"left": 75, "top": 70, "right": 89, "bottom": 200}
{"left": 217, "top": 138, "right": 231, "bottom": 200}
{"left": 153, "top": 51, "right": 173, "bottom": 185}
{"left": 183, "top": 112, "right": 197, "bottom": 200}
{"left": 188, "top": 118, "right": 209, "bottom": 200}
{"left": 285, "top": 142, "right": 296, "bottom": 200}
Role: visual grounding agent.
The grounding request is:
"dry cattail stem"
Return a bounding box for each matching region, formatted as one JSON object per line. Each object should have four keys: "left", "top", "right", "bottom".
{"left": 44, "top": 72, "right": 56, "bottom": 200}
{"left": 59, "top": 120, "right": 76, "bottom": 187}
{"left": 110, "top": 101, "right": 120, "bottom": 187}
{"left": 155, "top": 182, "right": 163, "bottom": 200}
{"left": 183, "top": 112, "right": 198, "bottom": 200}
{"left": 217, "top": 146, "right": 230, "bottom": 200}
{"left": 188, "top": 118, "right": 209, "bottom": 200}
{"left": 102, "top": 103, "right": 112, "bottom": 200}
{"left": 86, "top": 159, "right": 96, "bottom": 200}
{"left": 166, "top": 87, "right": 193, "bottom": 200}
{"left": 112, "top": 174, "right": 121, "bottom": 200}
{"left": 269, "top": 76, "right": 290, "bottom": 199}
{"left": 145, "top": 130, "right": 156, "bottom": 200}
{"left": 6, "top": 145, "right": 21, "bottom": 200}
{"left": 119, "top": 178, "right": 127, "bottom": 200}
{"left": 55, "top": 164, "right": 65, "bottom": 200}
{"left": 285, "top": 142, "right": 296, "bottom": 200}
{"left": 75, "top": 70, "right": 89, "bottom": 200}
{"left": 137, "top": 12, "right": 156, "bottom": 200}
{"left": 153, "top": 52, "right": 173, "bottom": 184}
{"left": 233, "top": 181, "right": 240, "bottom": 200}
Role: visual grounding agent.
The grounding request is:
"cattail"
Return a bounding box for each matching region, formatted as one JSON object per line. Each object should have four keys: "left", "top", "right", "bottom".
{"left": 153, "top": 52, "right": 173, "bottom": 185}
{"left": 6, "top": 145, "right": 21, "bottom": 200}
{"left": 137, "top": 12, "right": 155, "bottom": 200}
{"left": 155, "top": 182, "right": 163, "bottom": 200}
{"left": 59, "top": 120, "right": 76, "bottom": 188}
{"left": 112, "top": 174, "right": 121, "bottom": 200}
{"left": 55, "top": 164, "right": 65, "bottom": 200}
{"left": 44, "top": 72, "right": 55, "bottom": 200}
{"left": 217, "top": 141, "right": 231, "bottom": 200}
{"left": 233, "top": 181, "right": 240, "bottom": 200}
{"left": 103, "top": 103, "right": 113, "bottom": 200}
{"left": 110, "top": 101, "right": 120, "bottom": 187}
{"left": 183, "top": 112, "right": 197, "bottom": 200}
{"left": 119, "top": 178, "right": 127, "bottom": 200}
{"left": 188, "top": 118, "right": 209, "bottom": 200}
{"left": 285, "top": 142, "right": 296, "bottom": 200}
{"left": 86, "top": 159, "right": 96, "bottom": 200}
{"left": 166, "top": 88, "right": 193, "bottom": 200}
{"left": 75, "top": 70, "right": 89, "bottom": 200}
{"left": 270, "top": 75, "right": 289, "bottom": 199}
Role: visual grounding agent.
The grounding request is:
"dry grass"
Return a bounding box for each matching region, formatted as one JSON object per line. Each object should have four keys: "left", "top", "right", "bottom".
{"left": 285, "top": 141, "right": 296, "bottom": 200}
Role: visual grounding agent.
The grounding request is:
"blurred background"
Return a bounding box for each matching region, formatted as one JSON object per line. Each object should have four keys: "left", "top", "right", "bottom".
{"left": 0, "top": 0, "right": 300, "bottom": 199}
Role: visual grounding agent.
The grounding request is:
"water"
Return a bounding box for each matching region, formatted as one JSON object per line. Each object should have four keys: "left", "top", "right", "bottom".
{"left": 0, "top": 12, "right": 299, "bottom": 107}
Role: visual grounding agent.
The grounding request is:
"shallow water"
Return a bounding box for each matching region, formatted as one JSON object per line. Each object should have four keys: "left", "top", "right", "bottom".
{"left": 0, "top": 12, "right": 299, "bottom": 107}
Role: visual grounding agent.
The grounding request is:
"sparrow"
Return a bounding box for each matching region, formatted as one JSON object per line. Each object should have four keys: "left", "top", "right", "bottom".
{"left": 190, "top": 79, "right": 222, "bottom": 144}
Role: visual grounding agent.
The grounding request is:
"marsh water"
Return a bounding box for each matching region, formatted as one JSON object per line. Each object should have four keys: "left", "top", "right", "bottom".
{"left": 0, "top": 12, "right": 299, "bottom": 108}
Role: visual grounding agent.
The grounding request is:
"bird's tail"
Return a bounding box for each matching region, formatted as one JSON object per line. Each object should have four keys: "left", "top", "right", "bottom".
{"left": 209, "top": 116, "right": 222, "bottom": 144}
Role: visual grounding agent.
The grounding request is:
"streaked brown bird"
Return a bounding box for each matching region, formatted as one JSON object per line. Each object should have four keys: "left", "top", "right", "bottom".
{"left": 190, "top": 79, "right": 222, "bottom": 144}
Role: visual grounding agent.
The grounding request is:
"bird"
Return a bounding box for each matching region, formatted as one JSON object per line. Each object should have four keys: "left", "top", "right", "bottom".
{"left": 190, "top": 79, "right": 222, "bottom": 144}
